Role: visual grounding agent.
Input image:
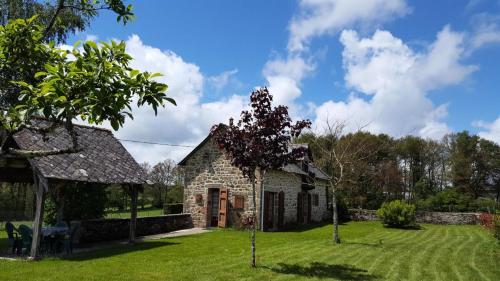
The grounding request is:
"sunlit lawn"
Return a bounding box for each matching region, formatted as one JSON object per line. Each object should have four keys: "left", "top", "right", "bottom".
{"left": 0, "top": 221, "right": 499, "bottom": 281}
{"left": 105, "top": 207, "right": 164, "bottom": 219}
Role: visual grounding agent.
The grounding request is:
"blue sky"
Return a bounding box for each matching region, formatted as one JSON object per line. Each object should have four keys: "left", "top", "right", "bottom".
{"left": 68, "top": 0, "right": 500, "bottom": 164}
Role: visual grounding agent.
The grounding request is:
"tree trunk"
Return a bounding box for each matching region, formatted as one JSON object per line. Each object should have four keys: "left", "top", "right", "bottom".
{"left": 30, "top": 173, "right": 47, "bottom": 260}
{"left": 129, "top": 185, "right": 138, "bottom": 244}
{"left": 331, "top": 181, "right": 340, "bottom": 244}
{"left": 251, "top": 177, "right": 257, "bottom": 268}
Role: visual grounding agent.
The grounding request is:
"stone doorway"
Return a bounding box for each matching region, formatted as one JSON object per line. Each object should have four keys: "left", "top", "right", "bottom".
{"left": 206, "top": 187, "right": 229, "bottom": 228}
{"left": 297, "top": 192, "right": 311, "bottom": 224}
{"left": 207, "top": 188, "right": 220, "bottom": 227}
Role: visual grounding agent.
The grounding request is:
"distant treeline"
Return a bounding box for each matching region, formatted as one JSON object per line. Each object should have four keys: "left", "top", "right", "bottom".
{"left": 297, "top": 131, "right": 500, "bottom": 212}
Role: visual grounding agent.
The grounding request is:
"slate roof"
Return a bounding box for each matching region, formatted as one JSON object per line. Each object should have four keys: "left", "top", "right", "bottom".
{"left": 12, "top": 119, "right": 147, "bottom": 185}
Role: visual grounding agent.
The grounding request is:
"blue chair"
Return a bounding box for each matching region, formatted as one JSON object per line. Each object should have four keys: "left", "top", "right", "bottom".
{"left": 5, "top": 222, "right": 21, "bottom": 255}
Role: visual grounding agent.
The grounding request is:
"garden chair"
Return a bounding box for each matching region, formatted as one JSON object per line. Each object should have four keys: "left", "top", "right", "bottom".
{"left": 5, "top": 222, "right": 21, "bottom": 255}
{"left": 18, "top": 225, "right": 33, "bottom": 255}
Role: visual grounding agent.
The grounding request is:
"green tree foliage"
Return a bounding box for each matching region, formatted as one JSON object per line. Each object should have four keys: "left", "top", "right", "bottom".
{"left": 0, "top": 0, "right": 133, "bottom": 43}
{"left": 0, "top": 0, "right": 133, "bottom": 107}
{"left": 44, "top": 183, "right": 107, "bottom": 225}
{"left": 377, "top": 200, "right": 417, "bottom": 228}
{"left": 297, "top": 130, "right": 500, "bottom": 212}
{"left": 0, "top": 17, "right": 174, "bottom": 157}
{"left": 449, "top": 132, "right": 499, "bottom": 199}
{"left": 105, "top": 185, "right": 128, "bottom": 211}
{"left": 146, "top": 160, "right": 178, "bottom": 208}
{"left": 418, "top": 189, "right": 496, "bottom": 212}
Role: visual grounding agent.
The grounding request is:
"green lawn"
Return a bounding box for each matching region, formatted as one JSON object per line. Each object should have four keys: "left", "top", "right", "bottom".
{"left": 105, "top": 207, "right": 164, "bottom": 219}
{"left": 0, "top": 222, "right": 499, "bottom": 281}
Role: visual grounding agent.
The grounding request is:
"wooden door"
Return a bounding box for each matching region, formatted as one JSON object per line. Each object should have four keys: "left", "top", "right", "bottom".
{"left": 206, "top": 189, "right": 212, "bottom": 227}
{"left": 218, "top": 188, "right": 229, "bottom": 228}
{"left": 297, "top": 192, "right": 303, "bottom": 224}
{"left": 207, "top": 189, "right": 220, "bottom": 227}
{"left": 278, "top": 191, "right": 285, "bottom": 229}
{"left": 307, "top": 193, "right": 312, "bottom": 224}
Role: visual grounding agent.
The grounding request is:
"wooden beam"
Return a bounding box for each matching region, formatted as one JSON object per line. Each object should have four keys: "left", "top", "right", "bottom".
{"left": 129, "top": 184, "right": 138, "bottom": 244}
{"left": 29, "top": 172, "right": 48, "bottom": 260}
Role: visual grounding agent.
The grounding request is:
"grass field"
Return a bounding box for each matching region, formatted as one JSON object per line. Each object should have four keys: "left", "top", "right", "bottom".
{"left": 105, "top": 207, "right": 164, "bottom": 219}
{"left": 0, "top": 221, "right": 499, "bottom": 281}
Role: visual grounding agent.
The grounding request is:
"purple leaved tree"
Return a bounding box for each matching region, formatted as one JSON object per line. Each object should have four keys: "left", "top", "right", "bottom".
{"left": 210, "top": 87, "right": 311, "bottom": 268}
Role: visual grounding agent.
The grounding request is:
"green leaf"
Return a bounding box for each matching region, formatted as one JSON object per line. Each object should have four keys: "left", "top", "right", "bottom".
{"left": 130, "top": 69, "right": 140, "bottom": 77}
{"left": 165, "top": 97, "right": 176, "bottom": 106}
{"left": 149, "top": 72, "right": 163, "bottom": 79}
{"left": 34, "top": 71, "right": 47, "bottom": 78}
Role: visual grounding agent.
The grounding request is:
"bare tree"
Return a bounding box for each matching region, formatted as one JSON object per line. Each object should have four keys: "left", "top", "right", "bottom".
{"left": 308, "top": 119, "right": 378, "bottom": 244}
{"left": 148, "top": 160, "right": 177, "bottom": 207}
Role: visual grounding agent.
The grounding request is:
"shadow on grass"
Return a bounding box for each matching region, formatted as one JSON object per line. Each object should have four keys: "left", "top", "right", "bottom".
{"left": 281, "top": 221, "right": 348, "bottom": 233}
{"left": 381, "top": 224, "right": 423, "bottom": 230}
{"left": 269, "top": 262, "right": 379, "bottom": 280}
{"left": 0, "top": 237, "right": 14, "bottom": 256}
{"left": 343, "top": 241, "right": 383, "bottom": 248}
{"left": 63, "top": 241, "right": 179, "bottom": 261}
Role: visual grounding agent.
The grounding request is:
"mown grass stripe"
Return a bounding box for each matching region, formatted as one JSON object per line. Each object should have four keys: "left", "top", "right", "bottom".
{"left": 385, "top": 226, "right": 437, "bottom": 280}
{"left": 411, "top": 225, "right": 449, "bottom": 281}
{"left": 1, "top": 222, "right": 499, "bottom": 281}
{"left": 468, "top": 228, "right": 493, "bottom": 281}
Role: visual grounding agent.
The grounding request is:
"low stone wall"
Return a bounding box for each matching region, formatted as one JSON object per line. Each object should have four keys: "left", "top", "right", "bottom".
{"left": 348, "top": 209, "right": 480, "bottom": 225}
{"left": 416, "top": 211, "right": 479, "bottom": 225}
{"left": 349, "top": 209, "right": 378, "bottom": 221}
{"left": 75, "top": 214, "right": 193, "bottom": 244}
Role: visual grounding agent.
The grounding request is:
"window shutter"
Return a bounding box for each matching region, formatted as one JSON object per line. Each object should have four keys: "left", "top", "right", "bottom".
{"left": 234, "top": 195, "right": 244, "bottom": 209}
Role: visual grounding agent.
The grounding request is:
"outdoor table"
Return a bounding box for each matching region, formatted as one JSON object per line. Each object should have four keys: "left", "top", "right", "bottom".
{"left": 41, "top": 226, "right": 69, "bottom": 254}
{"left": 42, "top": 226, "right": 68, "bottom": 237}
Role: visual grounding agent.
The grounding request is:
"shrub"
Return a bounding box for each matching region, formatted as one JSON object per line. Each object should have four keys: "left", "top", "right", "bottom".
{"left": 494, "top": 215, "right": 500, "bottom": 240}
{"left": 377, "top": 200, "right": 417, "bottom": 228}
{"left": 479, "top": 213, "right": 493, "bottom": 229}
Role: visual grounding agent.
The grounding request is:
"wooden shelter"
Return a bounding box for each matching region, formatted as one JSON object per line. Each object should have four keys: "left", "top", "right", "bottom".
{"left": 0, "top": 119, "right": 147, "bottom": 259}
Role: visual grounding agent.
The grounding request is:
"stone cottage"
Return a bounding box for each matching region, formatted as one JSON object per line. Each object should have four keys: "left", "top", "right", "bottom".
{"left": 178, "top": 134, "right": 330, "bottom": 231}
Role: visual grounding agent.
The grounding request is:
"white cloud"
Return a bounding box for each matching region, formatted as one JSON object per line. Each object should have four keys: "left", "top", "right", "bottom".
{"left": 313, "top": 26, "right": 477, "bottom": 140}
{"left": 469, "top": 13, "right": 500, "bottom": 51}
{"left": 85, "top": 34, "right": 99, "bottom": 42}
{"left": 288, "top": 0, "right": 410, "bottom": 52}
{"left": 475, "top": 116, "right": 500, "bottom": 143}
{"left": 208, "top": 69, "right": 239, "bottom": 93}
{"left": 104, "top": 35, "right": 247, "bottom": 164}
{"left": 261, "top": 0, "right": 410, "bottom": 120}
{"left": 263, "top": 56, "right": 315, "bottom": 112}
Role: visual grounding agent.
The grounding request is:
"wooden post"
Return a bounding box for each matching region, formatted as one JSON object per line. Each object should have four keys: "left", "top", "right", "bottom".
{"left": 29, "top": 172, "right": 48, "bottom": 260}
{"left": 129, "top": 184, "right": 138, "bottom": 244}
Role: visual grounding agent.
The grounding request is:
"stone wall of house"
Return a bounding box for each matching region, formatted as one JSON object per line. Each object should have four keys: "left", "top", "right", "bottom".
{"left": 75, "top": 214, "right": 193, "bottom": 244}
{"left": 182, "top": 139, "right": 330, "bottom": 229}
{"left": 263, "top": 171, "right": 329, "bottom": 225}
{"left": 349, "top": 209, "right": 480, "bottom": 225}
{"left": 182, "top": 139, "right": 259, "bottom": 228}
